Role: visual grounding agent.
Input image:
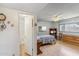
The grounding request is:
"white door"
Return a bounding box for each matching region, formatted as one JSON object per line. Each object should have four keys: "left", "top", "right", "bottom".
{"left": 19, "top": 14, "right": 37, "bottom": 56}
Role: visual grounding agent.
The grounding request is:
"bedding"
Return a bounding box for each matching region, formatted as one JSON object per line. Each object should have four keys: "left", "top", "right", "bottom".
{"left": 37, "top": 35, "right": 56, "bottom": 44}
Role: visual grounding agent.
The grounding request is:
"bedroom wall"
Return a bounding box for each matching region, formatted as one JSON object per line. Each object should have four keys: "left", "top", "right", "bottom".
{"left": 0, "top": 7, "right": 37, "bottom": 56}
{"left": 59, "top": 16, "right": 79, "bottom": 36}
{"left": 51, "top": 21, "right": 59, "bottom": 36}
{"left": 0, "top": 7, "right": 20, "bottom": 56}
{"left": 37, "top": 20, "right": 59, "bottom": 35}
{"left": 0, "top": 7, "right": 36, "bottom": 56}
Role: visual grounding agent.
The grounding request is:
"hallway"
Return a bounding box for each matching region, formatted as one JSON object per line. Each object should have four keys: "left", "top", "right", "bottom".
{"left": 38, "top": 41, "right": 79, "bottom": 56}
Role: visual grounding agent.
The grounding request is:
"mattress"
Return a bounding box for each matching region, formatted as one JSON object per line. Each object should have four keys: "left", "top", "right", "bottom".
{"left": 37, "top": 35, "right": 55, "bottom": 44}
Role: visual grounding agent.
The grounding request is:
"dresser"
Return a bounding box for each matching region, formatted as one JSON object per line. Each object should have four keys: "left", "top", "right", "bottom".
{"left": 62, "top": 34, "right": 79, "bottom": 45}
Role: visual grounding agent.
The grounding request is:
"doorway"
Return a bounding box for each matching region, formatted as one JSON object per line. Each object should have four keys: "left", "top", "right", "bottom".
{"left": 19, "top": 14, "right": 37, "bottom": 56}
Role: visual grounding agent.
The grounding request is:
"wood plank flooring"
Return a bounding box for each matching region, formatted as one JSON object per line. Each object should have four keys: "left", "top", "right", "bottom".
{"left": 38, "top": 41, "right": 79, "bottom": 56}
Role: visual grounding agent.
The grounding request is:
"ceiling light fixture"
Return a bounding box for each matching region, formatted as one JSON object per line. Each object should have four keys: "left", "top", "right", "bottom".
{"left": 52, "top": 12, "right": 62, "bottom": 21}
{"left": 52, "top": 15, "right": 60, "bottom": 21}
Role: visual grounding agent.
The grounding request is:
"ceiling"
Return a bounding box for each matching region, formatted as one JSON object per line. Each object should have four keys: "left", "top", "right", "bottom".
{"left": 0, "top": 3, "right": 47, "bottom": 15}
{"left": 37, "top": 3, "right": 79, "bottom": 21}
{"left": 0, "top": 3, "right": 79, "bottom": 21}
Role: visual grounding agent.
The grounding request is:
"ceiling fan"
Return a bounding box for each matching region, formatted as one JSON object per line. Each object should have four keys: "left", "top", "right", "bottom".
{"left": 52, "top": 13, "right": 62, "bottom": 21}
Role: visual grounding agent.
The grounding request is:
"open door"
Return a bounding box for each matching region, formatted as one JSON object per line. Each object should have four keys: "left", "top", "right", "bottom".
{"left": 19, "top": 14, "right": 37, "bottom": 56}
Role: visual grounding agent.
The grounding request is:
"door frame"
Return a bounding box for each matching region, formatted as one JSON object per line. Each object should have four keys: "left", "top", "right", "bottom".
{"left": 18, "top": 13, "right": 37, "bottom": 56}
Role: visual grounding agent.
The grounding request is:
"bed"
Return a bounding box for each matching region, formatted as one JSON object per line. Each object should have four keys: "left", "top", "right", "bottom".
{"left": 37, "top": 35, "right": 56, "bottom": 54}
{"left": 37, "top": 35, "right": 56, "bottom": 45}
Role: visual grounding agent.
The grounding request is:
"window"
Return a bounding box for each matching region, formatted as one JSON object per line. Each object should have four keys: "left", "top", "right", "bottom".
{"left": 41, "top": 26, "right": 46, "bottom": 31}
{"left": 59, "top": 24, "right": 65, "bottom": 32}
{"left": 59, "top": 22, "right": 79, "bottom": 32}
{"left": 39, "top": 26, "right": 46, "bottom": 32}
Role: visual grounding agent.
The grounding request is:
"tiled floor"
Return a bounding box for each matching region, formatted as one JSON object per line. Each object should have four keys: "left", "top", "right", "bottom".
{"left": 38, "top": 41, "right": 79, "bottom": 56}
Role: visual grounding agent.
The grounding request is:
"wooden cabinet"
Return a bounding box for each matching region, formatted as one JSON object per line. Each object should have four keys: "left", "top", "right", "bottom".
{"left": 49, "top": 28, "right": 57, "bottom": 39}
{"left": 62, "top": 34, "right": 79, "bottom": 45}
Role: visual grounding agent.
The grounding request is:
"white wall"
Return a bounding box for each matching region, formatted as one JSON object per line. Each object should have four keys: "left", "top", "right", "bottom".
{"left": 0, "top": 7, "right": 37, "bottom": 56}
{"left": 0, "top": 7, "right": 20, "bottom": 56}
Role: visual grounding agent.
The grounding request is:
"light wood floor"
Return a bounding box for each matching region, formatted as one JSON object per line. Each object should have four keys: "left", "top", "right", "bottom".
{"left": 20, "top": 43, "right": 30, "bottom": 56}
{"left": 38, "top": 41, "right": 79, "bottom": 56}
